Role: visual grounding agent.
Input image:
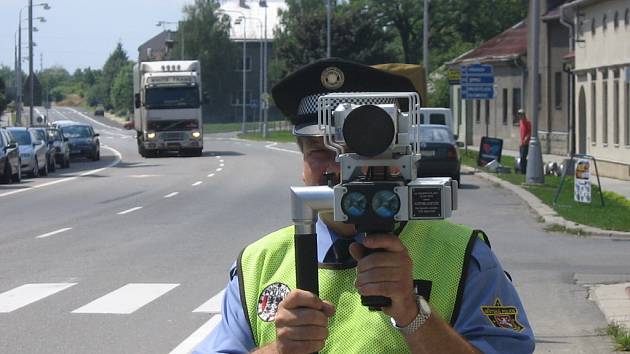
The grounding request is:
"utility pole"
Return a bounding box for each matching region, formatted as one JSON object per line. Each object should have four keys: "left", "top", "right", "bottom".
{"left": 423, "top": 0, "right": 429, "bottom": 75}
{"left": 326, "top": 0, "right": 331, "bottom": 58}
{"left": 28, "top": 0, "right": 34, "bottom": 126}
{"left": 527, "top": 0, "right": 544, "bottom": 184}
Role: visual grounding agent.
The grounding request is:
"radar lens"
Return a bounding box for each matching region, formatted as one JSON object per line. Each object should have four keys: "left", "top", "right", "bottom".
{"left": 342, "top": 192, "right": 368, "bottom": 217}
{"left": 342, "top": 105, "right": 395, "bottom": 157}
{"left": 372, "top": 190, "right": 400, "bottom": 218}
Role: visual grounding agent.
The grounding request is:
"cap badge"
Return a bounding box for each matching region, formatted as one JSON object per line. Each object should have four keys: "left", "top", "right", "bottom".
{"left": 321, "top": 67, "right": 345, "bottom": 90}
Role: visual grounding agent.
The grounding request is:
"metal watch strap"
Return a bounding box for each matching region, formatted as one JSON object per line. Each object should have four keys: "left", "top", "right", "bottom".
{"left": 390, "top": 295, "right": 431, "bottom": 335}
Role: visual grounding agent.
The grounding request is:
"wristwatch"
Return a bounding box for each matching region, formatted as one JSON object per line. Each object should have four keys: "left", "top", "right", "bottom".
{"left": 390, "top": 295, "right": 432, "bottom": 335}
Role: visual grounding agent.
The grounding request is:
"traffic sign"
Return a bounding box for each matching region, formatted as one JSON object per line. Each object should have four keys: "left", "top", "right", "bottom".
{"left": 448, "top": 70, "right": 461, "bottom": 85}
{"left": 461, "top": 64, "right": 495, "bottom": 100}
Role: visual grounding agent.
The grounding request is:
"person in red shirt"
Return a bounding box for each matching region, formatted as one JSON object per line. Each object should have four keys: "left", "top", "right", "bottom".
{"left": 518, "top": 109, "right": 531, "bottom": 173}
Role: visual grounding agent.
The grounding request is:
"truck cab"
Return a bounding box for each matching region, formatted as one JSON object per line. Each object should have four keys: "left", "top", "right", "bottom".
{"left": 133, "top": 60, "right": 203, "bottom": 157}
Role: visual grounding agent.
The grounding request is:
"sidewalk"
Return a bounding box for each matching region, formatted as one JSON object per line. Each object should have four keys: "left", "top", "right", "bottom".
{"left": 467, "top": 145, "right": 630, "bottom": 201}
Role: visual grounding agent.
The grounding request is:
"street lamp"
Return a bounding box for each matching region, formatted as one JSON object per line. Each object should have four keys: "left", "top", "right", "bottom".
{"left": 20, "top": 2, "right": 50, "bottom": 126}
{"left": 526, "top": 0, "right": 545, "bottom": 183}
{"left": 218, "top": 8, "right": 248, "bottom": 134}
{"left": 326, "top": 0, "right": 331, "bottom": 58}
{"left": 156, "top": 21, "right": 184, "bottom": 59}
{"left": 242, "top": 16, "right": 264, "bottom": 133}
{"left": 259, "top": 0, "right": 269, "bottom": 137}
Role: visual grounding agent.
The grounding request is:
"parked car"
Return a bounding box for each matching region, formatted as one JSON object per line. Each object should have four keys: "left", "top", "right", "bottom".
{"left": 0, "top": 128, "right": 21, "bottom": 183}
{"left": 46, "top": 128, "right": 71, "bottom": 168}
{"left": 415, "top": 124, "right": 463, "bottom": 185}
{"left": 94, "top": 106, "right": 105, "bottom": 116}
{"left": 56, "top": 122, "right": 100, "bottom": 161}
{"left": 7, "top": 127, "right": 48, "bottom": 177}
{"left": 29, "top": 127, "right": 56, "bottom": 173}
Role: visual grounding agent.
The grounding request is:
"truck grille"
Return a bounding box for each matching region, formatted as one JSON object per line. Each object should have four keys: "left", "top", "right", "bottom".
{"left": 160, "top": 132, "right": 185, "bottom": 141}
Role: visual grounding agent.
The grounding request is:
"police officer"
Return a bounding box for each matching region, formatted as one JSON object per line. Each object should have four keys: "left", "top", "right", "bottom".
{"left": 194, "top": 58, "right": 535, "bottom": 354}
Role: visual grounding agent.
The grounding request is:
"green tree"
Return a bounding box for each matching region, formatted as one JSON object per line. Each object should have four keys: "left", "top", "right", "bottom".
{"left": 270, "top": 0, "right": 402, "bottom": 82}
{"left": 111, "top": 63, "right": 134, "bottom": 114}
{"left": 0, "top": 78, "right": 7, "bottom": 114}
{"left": 101, "top": 43, "right": 130, "bottom": 109}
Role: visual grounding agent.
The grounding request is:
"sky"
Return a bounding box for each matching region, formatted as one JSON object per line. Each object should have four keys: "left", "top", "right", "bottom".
{"left": 0, "top": 0, "right": 200, "bottom": 73}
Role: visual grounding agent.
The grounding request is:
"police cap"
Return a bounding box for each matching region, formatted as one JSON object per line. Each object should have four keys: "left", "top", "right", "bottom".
{"left": 271, "top": 58, "right": 418, "bottom": 136}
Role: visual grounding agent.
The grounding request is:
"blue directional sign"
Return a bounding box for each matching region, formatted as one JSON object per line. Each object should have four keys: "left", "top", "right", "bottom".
{"left": 461, "top": 64, "right": 495, "bottom": 100}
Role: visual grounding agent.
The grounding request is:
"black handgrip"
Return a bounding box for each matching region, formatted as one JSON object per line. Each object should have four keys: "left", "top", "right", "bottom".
{"left": 294, "top": 232, "right": 319, "bottom": 354}
{"left": 360, "top": 247, "right": 391, "bottom": 311}
{"left": 295, "top": 233, "right": 319, "bottom": 295}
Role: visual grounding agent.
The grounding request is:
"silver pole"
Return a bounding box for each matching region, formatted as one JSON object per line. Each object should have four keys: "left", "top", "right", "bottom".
{"left": 423, "top": 0, "right": 429, "bottom": 74}
{"left": 17, "top": 11, "right": 23, "bottom": 126}
{"left": 263, "top": 6, "right": 269, "bottom": 138}
{"left": 241, "top": 18, "right": 247, "bottom": 134}
{"left": 259, "top": 22, "right": 263, "bottom": 134}
{"left": 526, "top": 0, "right": 544, "bottom": 184}
{"left": 29, "top": 0, "right": 34, "bottom": 127}
{"left": 326, "top": 0, "right": 331, "bottom": 58}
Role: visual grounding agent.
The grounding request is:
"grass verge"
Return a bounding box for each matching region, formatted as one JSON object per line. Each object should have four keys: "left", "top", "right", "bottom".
{"left": 460, "top": 150, "right": 630, "bottom": 232}
{"left": 237, "top": 130, "right": 296, "bottom": 143}
{"left": 607, "top": 323, "right": 630, "bottom": 351}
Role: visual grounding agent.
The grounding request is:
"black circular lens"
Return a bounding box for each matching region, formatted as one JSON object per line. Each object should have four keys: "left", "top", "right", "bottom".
{"left": 341, "top": 192, "right": 368, "bottom": 217}
{"left": 372, "top": 190, "right": 400, "bottom": 218}
{"left": 343, "top": 105, "right": 395, "bottom": 157}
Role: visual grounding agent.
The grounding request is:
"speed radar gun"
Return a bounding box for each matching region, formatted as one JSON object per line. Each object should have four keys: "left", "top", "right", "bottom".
{"left": 291, "top": 91, "right": 458, "bottom": 313}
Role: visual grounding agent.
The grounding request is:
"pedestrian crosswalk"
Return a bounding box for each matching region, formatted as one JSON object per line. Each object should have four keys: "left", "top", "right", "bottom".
{"left": 0, "top": 282, "right": 223, "bottom": 315}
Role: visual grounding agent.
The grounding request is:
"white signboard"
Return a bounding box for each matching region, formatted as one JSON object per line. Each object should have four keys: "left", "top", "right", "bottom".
{"left": 574, "top": 159, "right": 591, "bottom": 203}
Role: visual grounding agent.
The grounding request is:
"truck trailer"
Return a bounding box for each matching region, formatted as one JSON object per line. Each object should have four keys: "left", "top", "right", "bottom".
{"left": 133, "top": 60, "right": 203, "bottom": 157}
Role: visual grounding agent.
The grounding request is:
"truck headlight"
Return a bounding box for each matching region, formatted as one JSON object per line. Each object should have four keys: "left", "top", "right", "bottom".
{"left": 147, "top": 131, "right": 157, "bottom": 140}
{"left": 191, "top": 131, "right": 201, "bottom": 139}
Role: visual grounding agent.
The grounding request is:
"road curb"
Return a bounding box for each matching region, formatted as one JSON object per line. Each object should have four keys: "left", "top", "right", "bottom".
{"left": 461, "top": 165, "right": 630, "bottom": 239}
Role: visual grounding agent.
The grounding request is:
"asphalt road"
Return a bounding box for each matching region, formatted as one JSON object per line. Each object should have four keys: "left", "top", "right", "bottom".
{"left": 1, "top": 107, "right": 628, "bottom": 353}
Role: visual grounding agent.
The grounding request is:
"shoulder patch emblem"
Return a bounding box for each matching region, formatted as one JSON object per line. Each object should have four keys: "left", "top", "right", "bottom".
{"left": 321, "top": 67, "right": 345, "bottom": 90}
{"left": 257, "top": 282, "right": 291, "bottom": 322}
{"left": 481, "top": 298, "right": 525, "bottom": 332}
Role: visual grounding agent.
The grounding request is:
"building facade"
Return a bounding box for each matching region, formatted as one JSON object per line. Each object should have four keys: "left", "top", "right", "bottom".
{"left": 449, "top": 1, "right": 572, "bottom": 154}
{"left": 569, "top": 0, "right": 630, "bottom": 180}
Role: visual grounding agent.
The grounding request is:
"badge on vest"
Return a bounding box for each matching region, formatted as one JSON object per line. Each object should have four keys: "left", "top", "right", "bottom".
{"left": 258, "top": 282, "right": 291, "bottom": 322}
{"left": 481, "top": 298, "right": 525, "bottom": 332}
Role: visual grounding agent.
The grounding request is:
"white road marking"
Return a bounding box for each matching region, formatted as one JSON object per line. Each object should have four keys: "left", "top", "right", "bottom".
{"left": 219, "top": 163, "right": 225, "bottom": 167}
{"left": 168, "top": 315, "right": 222, "bottom": 354}
{"left": 0, "top": 283, "right": 77, "bottom": 313}
{"left": 36, "top": 227, "right": 73, "bottom": 239}
{"left": 72, "top": 283, "right": 179, "bottom": 314}
{"left": 193, "top": 289, "right": 225, "bottom": 314}
{"left": 215, "top": 168, "right": 223, "bottom": 172}
{"left": 215, "top": 156, "right": 221, "bottom": 159}
{"left": 64, "top": 107, "right": 126, "bottom": 132}
{"left": 219, "top": 160, "right": 224, "bottom": 163}
{"left": 129, "top": 174, "right": 159, "bottom": 178}
{"left": 164, "top": 192, "right": 179, "bottom": 198}
{"left": 117, "top": 207, "right": 143, "bottom": 215}
{"left": 265, "top": 142, "right": 300, "bottom": 155}
{"left": 192, "top": 181, "right": 203, "bottom": 186}
{"left": 207, "top": 173, "right": 215, "bottom": 178}
{"left": 0, "top": 145, "right": 123, "bottom": 198}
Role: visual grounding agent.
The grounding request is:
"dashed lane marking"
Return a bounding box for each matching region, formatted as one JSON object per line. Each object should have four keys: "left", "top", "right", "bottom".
{"left": 0, "top": 283, "right": 77, "bottom": 313}
{"left": 215, "top": 168, "right": 223, "bottom": 172}
{"left": 192, "top": 181, "right": 203, "bottom": 186}
{"left": 71, "top": 283, "right": 179, "bottom": 314}
{"left": 164, "top": 192, "right": 179, "bottom": 198}
{"left": 117, "top": 207, "right": 143, "bottom": 215}
{"left": 207, "top": 174, "right": 215, "bottom": 178}
{"left": 36, "top": 227, "right": 73, "bottom": 239}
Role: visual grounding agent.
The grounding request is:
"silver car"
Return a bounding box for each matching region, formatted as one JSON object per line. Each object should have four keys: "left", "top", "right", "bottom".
{"left": 7, "top": 127, "right": 49, "bottom": 177}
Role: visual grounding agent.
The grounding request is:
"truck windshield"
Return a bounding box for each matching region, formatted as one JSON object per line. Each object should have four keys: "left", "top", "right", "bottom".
{"left": 147, "top": 120, "right": 199, "bottom": 131}
{"left": 145, "top": 86, "right": 200, "bottom": 109}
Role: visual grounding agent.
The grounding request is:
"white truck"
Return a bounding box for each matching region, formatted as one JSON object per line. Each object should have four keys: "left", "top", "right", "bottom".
{"left": 133, "top": 60, "right": 203, "bottom": 157}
